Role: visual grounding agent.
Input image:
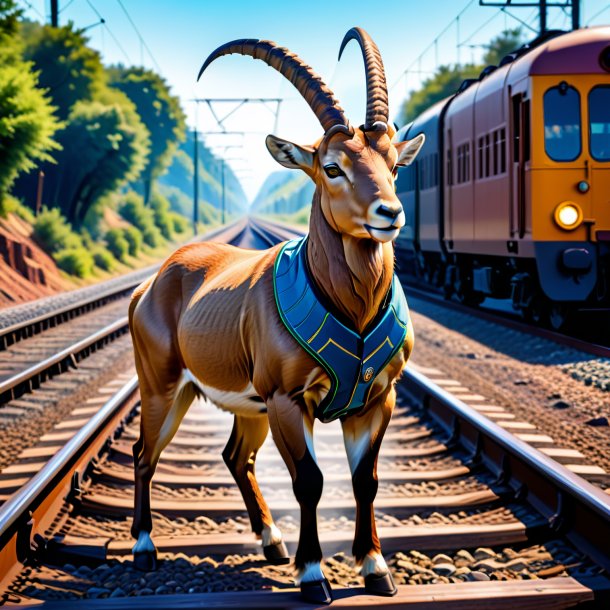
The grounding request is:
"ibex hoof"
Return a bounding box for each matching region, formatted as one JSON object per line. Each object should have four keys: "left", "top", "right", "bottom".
{"left": 300, "top": 578, "right": 333, "bottom": 605}
{"left": 364, "top": 572, "right": 398, "bottom": 597}
{"left": 133, "top": 550, "right": 158, "bottom": 572}
{"left": 263, "top": 541, "right": 290, "bottom": 565}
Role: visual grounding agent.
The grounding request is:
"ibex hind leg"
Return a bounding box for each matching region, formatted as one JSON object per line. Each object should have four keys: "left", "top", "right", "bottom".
{"left": 222, "top": 414, "right": 289, "bottom": 565}
{"left": 132, "top": 376, "right": 198, "bottom": 570}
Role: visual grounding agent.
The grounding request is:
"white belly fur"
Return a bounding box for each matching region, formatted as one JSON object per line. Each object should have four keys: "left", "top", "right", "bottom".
{"left": 182, "top": 369, "right": 264, "bottom": 416}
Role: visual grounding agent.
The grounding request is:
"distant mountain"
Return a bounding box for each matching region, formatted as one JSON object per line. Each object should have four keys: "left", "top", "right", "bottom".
{"left": 251, "top": 170, "right": 314, "bottom": 216}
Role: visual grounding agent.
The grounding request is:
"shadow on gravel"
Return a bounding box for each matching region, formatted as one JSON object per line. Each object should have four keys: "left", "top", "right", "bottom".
{"left": 407, "top": 294, "right": 604, "bottom": 367}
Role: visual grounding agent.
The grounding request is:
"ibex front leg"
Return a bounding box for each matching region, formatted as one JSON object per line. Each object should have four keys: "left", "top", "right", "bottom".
{"left": 342, "top": 388, "right": 397, "bottom": 596}
{"left": 267, "top": 392, "right": 331, "bottom": 605}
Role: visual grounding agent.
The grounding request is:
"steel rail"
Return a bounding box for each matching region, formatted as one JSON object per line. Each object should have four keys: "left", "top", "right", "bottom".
{"left": 0, "top": 220, "right": 248, "bottom": 352}
{"left": 403, "top": 283, "right": 610, "bottom": 359}
{"left": 0, "top": 317, "right": 129, "bottom": 405}
{"left": 0, "top": 282, "right": 140, "bottom": 352}
{"left": 402, "top": 366, "right": 610, "bottom": 572}
{"left": 0, "top": 376, "right": 140, "bottom": 595}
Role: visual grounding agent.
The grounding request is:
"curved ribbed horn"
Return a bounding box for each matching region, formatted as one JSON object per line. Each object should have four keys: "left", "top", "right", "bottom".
{"left": 198, "top": 39, "right": 351, "bottom": 136}
{"left": 338, "top": 27, "right": 388, "bottom": 131}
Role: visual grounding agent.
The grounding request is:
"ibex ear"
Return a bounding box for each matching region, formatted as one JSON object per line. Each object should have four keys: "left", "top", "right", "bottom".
{"left": 394, "top": 133, "right": 425, "bottom": 167}
{"left": 266, "top": 134, "right": 315, "bottom": 172}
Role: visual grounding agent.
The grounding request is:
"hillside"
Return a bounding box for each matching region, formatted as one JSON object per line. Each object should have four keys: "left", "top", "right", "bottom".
{"left": 251, "top": 170, "right": 314, "bottom": 218}
{"left": 159, "top": 132, "right": 248, "bottom": 223}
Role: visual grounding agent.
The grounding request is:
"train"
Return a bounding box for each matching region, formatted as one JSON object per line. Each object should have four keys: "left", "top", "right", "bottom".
{"left": 394, "top": 26, "right": 610, "bottom": 329}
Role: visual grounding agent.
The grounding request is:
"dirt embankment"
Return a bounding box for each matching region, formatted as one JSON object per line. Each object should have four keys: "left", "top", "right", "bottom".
{"left": 0, "top": 214, "right": 68, "bottom": 308}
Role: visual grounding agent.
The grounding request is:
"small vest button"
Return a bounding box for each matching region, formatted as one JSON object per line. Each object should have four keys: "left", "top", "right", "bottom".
{"left": 363, "top": 366, "right": 375, "bottom": 382}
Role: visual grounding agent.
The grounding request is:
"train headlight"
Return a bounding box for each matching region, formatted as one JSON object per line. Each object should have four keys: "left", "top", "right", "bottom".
{"left": 554, "top": 201, "right": 583, "bottom": 230}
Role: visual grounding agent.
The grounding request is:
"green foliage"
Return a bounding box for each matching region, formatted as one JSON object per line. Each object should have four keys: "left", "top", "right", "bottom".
{"left": 109, "top": 66, "right": 186, "bottom": 201}
{"left": 36, "top": 98, "right": 150, "bottom": 226}
{"left": 33, "top": 207, "right": 81, "bottom": 253}
{"left": 21, "top": 22, "right": 106, "bottom": 121}
{"left": 117, "top": 191, "right": 162, "bottom": 247}
{"left": 398, "top": 64, "right": 481, "bottom": 124}
{"left": 0, "top": 0, "right": 22, "bottom": 63}
{"left": 92, "top": 246, "right": 114, "bottom": 271}
{"left": 483, "top": 28, "right": 523, "bottom": 66}
{"left": 150, "top": 190, "right": 173, "bottom": 239}
{"left": 397, "top": 29, "right": 524, "bottom": 125}
{"left": 122, "top": 225, "right": 142, "bottom": 256}
{"left": 104, "top": 228, "right": 129, "bottom": 262}
{"left": 170, "top": 212, "right": 188, "bottom": 234}
{"left": 0, "top": 56, "right": 62, "bottom": 200}
{"left": 53, "top": 247, "right": 94, "bottom": 278}
{"left": 0, "top": 194, "right": 34, "bottom": 222}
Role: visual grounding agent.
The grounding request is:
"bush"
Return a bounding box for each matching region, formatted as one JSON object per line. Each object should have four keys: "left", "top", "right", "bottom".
{"left": 105, "top": 228, "right": 129, "bottom": 262}
{"left": 122, "top": 226, "right": 142, "bottom": 256}
{"left": 92, "top": 246, "right": 114, "bottom": 271}
{"left": 118, "top": 191, "right": 163, "bottom": 247}
{"left": 150, "top": 191, "right": 173, "bottom": 239}
{"left": 170, "top": 212, "right": 188, "bottom": 234}
{"left": 33, "top": 207, "right": 82, "bottom": 253}
{"left": 53, "top": 247, "right": 94, "bottom": 278}
{"left": 0, "top": 195, "right": 35, "bottom": 223}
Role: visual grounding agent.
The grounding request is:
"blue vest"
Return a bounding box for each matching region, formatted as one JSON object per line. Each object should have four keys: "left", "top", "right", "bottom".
{"left": 273, "top": 237, "right": 410, "bottom": 423}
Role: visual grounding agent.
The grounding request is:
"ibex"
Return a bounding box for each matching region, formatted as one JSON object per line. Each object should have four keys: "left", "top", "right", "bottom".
{"left": 129, "top": 27, "right": 424, "bottom": 604}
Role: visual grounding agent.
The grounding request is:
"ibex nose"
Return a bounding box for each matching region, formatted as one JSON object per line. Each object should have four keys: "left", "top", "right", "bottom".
{"left": 375, "top": 203, "right": 402, "bottom": 220}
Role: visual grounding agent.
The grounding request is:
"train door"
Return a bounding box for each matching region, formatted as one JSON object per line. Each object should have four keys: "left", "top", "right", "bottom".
{"left": 511, "top": 93, "right": 530, "bottom": 239}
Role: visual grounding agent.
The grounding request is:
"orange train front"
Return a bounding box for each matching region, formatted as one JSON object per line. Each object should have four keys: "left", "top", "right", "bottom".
{"left": 395, "top": 26, "right": 610, "bottom": 329}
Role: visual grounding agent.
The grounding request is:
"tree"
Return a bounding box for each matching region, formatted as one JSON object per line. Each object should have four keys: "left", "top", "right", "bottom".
{"left": 109, "top": 67, "right": 186, "bottom": 203}
{"left": 483, "top": 28, "right": 523, "bottom": 66}
{"left": 397, "top": 29, "right": 524, "bottom": 125}
{"left": 21, "top": 22, "right": 107, "bottom": 121}
{"left": 41, "top": 95, "right": 149, "bottom": 225}
{"left": 0, "top": 1, "right": 62, "bottom": 203}
{"left": 13, "top": 21, "right": 151, "bottom": 225}
{"left": 398, "top": 64, "right": 481, "bottom": 124}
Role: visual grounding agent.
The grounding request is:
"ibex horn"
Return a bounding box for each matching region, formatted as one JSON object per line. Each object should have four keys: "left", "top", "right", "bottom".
{"left": 198, "top": 39, "right": 352, "bottom": 136}
{"left": 338, "top": 27, "right": 389, "bottom": 132}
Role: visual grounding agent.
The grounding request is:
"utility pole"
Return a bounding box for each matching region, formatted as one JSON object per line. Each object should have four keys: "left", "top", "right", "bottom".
{"left": 571, "top": 0, "right": 580, "bottom": 30}
{"left": 479, "top": 1, "right": 581, "bottom": 34}
{"left": 193, "top": 128, "right": 199, "bottom": 234}
{"left": 540, "top": 0, "right": 547, "bottom": 33}
{"left": 220, "top": 160, "right": 226, "bottom": 225}
{"left": 50, "top": 0, "right": 59, "bottom": 26}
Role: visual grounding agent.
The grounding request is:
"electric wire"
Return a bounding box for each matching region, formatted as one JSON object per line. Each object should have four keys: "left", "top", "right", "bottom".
{"left": 115, "top": 0, "right": 162, "bottom": 73}
{"left": 85, "top": 0, "right": 132, "bottom": 64}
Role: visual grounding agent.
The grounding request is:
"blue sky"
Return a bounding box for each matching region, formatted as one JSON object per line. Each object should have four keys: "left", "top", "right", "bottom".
{"left": 18, "top": 0, "right": 610, "bottom": 200}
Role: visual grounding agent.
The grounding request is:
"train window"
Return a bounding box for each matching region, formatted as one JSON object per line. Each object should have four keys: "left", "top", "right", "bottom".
{"left": 544, "top": 84, "right": 581, "bottom": 161}
{"left": 447, "top": 148, "right": 453, "bottom": 186}
{"left": 478, "top": 137, "right": 484, "bottom": 178}
{"left": 493, "top": 131, "right": 499, "bottom": 175}
{"left": 499, "top": 128, "right": 506, "bottom": 172}
{"left": 589, "top": 86, "right": 610, "bottom": 161}
{"left": 464, "top": 143, "right": 470, "bottom": 182}
{"left": 485, "top": 134, "right": 491, "bottom": 177}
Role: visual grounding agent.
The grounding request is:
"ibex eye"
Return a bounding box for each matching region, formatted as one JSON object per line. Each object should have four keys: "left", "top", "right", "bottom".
{"left": 324, "top": 164, "right": 344, "bottom": 179}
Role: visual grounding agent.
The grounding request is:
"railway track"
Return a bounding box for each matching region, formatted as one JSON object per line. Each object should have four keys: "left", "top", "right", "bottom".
{"left": 0, "top": 219, "right": 278, "bottom": 408}
{"left": 0, "top": 217, "right": 608, "bottom": 608}
{"left": 397, "top": 278, "right": 610, "bottom": 361}
{"left": 0, "top": 218, "right": 288, "bottom": 486}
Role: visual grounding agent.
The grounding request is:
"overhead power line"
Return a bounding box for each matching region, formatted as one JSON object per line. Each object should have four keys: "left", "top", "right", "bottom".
{"left": 86, "top": 0, "right": 132, "bottom": 64}
{"left": 115, "top": 0, "right": 162, "bottom": 72}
